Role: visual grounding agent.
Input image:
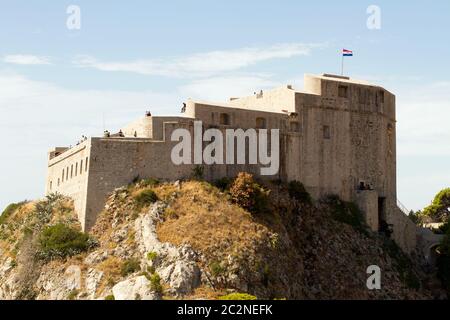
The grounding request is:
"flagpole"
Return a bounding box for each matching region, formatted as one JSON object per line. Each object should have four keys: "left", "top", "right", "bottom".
{"left": 341, "top": 52, "right": 344, "bottom": 76}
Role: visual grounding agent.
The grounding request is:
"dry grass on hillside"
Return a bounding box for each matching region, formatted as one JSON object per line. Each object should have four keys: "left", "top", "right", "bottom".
{"left": 155, "top": 181, "right": 274, "bottom": 260}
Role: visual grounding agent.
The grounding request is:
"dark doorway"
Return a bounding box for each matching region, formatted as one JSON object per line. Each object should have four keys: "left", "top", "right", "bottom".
{"left": 378, "top": 197, "right": 391, "bottom": 237}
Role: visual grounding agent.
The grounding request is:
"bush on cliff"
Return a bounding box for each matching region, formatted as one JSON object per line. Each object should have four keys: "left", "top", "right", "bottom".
{"left": 288, "top": 181, "right": 312, "bottom": 204}
{"left": 229, "top": 173, "right": 269, "bottom": 214}
{"left": 0, "top": 201, "right": 27, "bottom": 225}
{"left": 218, "top": 293, "right": 257, "bottom": 300}
{"left": 38, "top": 223, "right": 96, "bottom": 260}
{"left": 134, "top": 189, "right": 158, "bottom": 208}
{"left": 323, "top": 195, "right": 367, "bottom": 234}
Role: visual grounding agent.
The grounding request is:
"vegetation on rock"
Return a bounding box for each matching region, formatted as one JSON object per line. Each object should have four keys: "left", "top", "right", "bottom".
{"left": 38, "top": 223, "right": 95, "bottom": 260}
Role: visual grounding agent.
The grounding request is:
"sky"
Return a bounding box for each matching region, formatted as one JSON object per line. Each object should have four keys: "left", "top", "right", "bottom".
{"left": 0, "top": 0, "right": 449, "bottom": 213}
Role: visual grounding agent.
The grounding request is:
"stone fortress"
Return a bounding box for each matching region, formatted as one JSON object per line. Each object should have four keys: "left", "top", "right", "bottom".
{"left": 46, "top": 73, "right": 427, "bottom": 254}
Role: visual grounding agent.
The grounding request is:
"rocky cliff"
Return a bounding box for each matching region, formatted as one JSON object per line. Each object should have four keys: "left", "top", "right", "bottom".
{"left": 0, "top": 177, "right": 445, "bottom": 300}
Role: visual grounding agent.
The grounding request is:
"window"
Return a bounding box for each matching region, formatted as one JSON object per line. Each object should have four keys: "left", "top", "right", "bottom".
{"left": 80, "top": 160, "right": 83, "bottom": 175}
{"left": 57, "top": 178, "right": 60, "bottom": 187}
{"left": 71, "top": 165, "right": 73, "bottom": 178}
{"left": 75, "top": 163, "right": 78, "bottom": 177}
{"left": 85, "top": 157, "right": 89, "bottom": 172}
{"left": 62, "top": 169, "right": 65, "bottom": 182}
{"left": 219, "top": 113, "right": 231, "bottom": 125}
{"left": 50, "top": 181, "right": 53, "bottom": 190}
{"left": 323, "top": 125, "right": 331, "bottom": 139}
{"left": 379, "top": 90, "right": 385, "bottom": 103}
{"left": 290, "top": 121, "right": 300, "bottom": 132}
{"left": 338, "top": 85, "right": 348, "bottom": 98}
{"left": 256, "top": 117, "right": 267, "bottom": 129}
{"left": 358, "top": 88, "right": 367, "bottom": 104}
{"left": 66, "top": 167, "right": 69, "bottom": 180}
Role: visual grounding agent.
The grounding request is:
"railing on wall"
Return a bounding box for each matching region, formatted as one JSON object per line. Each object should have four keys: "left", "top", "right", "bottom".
{"left": 397, "top": 199, "right": 410, "bottom": 215}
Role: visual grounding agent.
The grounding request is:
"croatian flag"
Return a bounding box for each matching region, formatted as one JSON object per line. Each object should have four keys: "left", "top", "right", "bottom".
{"left": 343, "top": 49, "right": 353, "bottom": 57}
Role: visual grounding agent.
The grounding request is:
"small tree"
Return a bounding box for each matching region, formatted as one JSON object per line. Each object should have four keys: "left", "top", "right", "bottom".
{"left": 38, "top": 223, "right": 96, "bottom": 259}
{"left": 229, "top": 173, "right": 269, "bottom": 214}
{"left": 421, "top": 188, "right": 450, "bottom": 222}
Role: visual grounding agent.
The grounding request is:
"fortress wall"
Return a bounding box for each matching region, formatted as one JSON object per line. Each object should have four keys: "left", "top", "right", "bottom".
{"left": 45, "top": 74, "right": 416, "bottom": 251}
{"left": 45, "top": 141, "right": 91, "bottom": 223}
{"left": 151, "top": 116, "right": 190, "bottom": 141}
{"left": 228, "top": 86, "right": 296, "bottom": 113}
{"left": 387, "top": 206, "right": 418, "bottom": 254}
{"left": 192, "top": 103, "right": 288, "bottom": 130}
{"left": 83, "top": 134, "right": 195, "bottom": 230}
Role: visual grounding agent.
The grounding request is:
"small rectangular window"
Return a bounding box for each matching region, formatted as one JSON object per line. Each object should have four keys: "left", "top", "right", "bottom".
{"left": 71, "top": 165, "right": 73, "bottom": 178}
{"left": 379, "top": 91, "right": 385, "bottom": 103}
{"left": 80, "top": 160, "right": 83, "bottom": 175}
{"left": 85, "top": 157, "right": 89, "bottom": 172}
{"left": 256, "top": 117, "right": 267, "bottom": 129}
{"left": 323, "top": 125, "right": 331, "bottom": 139}
{"left": 219, "top": 113, "right": 231, "bottom": 126}
{"left": 338, "top": 85, "right": 348, "bottom": 98}
{"left": 75, "top": 163, "right": 78, "bottom": 177}
{"left": 62, "top": 169, "right": 65, "bottom": 182}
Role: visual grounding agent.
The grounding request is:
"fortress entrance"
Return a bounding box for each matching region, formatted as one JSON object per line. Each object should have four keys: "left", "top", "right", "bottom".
{"left": 378, "top": 197, "right": 391, "bottom": 237}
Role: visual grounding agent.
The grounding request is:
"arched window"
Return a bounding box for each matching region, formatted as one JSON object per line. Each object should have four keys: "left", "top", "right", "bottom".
{"left": 219, "top": 113, "right": 231, "bottom": 126}
{"left": 49, "top": 181, "right": 53, "bottom": 190}
{"left": 256, "top": 117, "right": 267, "bottom": 129}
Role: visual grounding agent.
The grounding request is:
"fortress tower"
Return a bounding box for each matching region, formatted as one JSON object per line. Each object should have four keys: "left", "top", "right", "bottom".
{"left": 45, "top": 74, "right": 418, "bottom": 253}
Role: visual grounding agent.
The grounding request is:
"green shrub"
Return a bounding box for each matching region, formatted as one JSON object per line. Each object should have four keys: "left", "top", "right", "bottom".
{"left": 147, "top": 251, "right": 158, "bottom": 262}
{"left": 141, "top": 178, "right": 160, "bottom": 188}
{"left": 0, "top": 201, "right": 27, "bottom": 225}
{"left": 67, "top": 289, "right": 79, "bottom": 300}
{"left": 121, "top": 258, "right": 141, "bottom": 277}
{"left": 209, "top": 261, "right": 226, "bottom": 277}
{"left": 192, "top": 166, "right": 204, "bottom": 180}
{"left": 149, "top": 273, "right": 163, "bottom": 293}
{"left": 288, "top": 181, "right": 312, "bottom": 204}
{"left": 229, "top": 173, "right": 269, "bottom": 214}
{"left": 214, "top": 177, "right": 232, "bottom": 191}
{"left": 323, "top": 195, "right": 367, "bottom": 234}
{"left": 218, "top": 293, "right": 257, "bottom": 300}
{"left": 105, "top": 295, "right": 115, "bottom": 300}
{"left": 134, "top": 189, "right": 158, "bottom": 207}
{"left": 38, "top": 223, "right": 96, "bottom": 260}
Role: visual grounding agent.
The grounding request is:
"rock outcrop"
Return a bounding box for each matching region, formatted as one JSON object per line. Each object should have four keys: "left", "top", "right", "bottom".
{"left": 0, "top": 179, "right": 446, "bottom": 300}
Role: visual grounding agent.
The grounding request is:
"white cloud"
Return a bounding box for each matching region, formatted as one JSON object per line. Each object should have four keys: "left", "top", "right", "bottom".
{"left": 3, "top": 54, "right": 52, "bottom": 65}
{"left": 74, "top": 43, "right": 322, "bottom": 78}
